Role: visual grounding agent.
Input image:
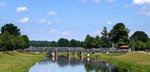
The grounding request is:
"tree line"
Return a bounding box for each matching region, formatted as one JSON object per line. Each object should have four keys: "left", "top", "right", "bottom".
{"left": 0, "top": 24, "right": 29, "bottom": 51}
{"left": 30, "top": 23, "right": 150, "bottom": 50}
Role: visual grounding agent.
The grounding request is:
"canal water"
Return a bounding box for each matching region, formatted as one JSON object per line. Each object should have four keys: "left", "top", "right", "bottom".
{"left": 29, "top": 56, "right": 132, "bottom": 72}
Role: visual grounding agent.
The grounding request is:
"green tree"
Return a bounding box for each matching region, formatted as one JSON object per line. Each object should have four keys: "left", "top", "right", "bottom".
{"left": 49, "top": 41, "right": 57, "bottom": 47}
{"left": 1, "top": 23, "right": 20, "bottom": 36}
{"left": 1, "top": 30, "right": 12, "bottom": 51}
{"left": 145, "top": 40, "right": 150, "bottom": 50}
{"left": 109, "top": 23, "right": 129, "bottom": 44}
{"left": 58, "top": 38, "right": 69, "bottom": 47}
{"left": 134, "top": 40, "right": 145, "bottom": 50}
{"left": 130, "top": 31, "right": 149, "bottom": 42}
{"left": 101, "top": 27, "right": 111, "bottom": 48}
{"left": 20, "top": 35, "right": 29, "bottom": 48}
{"left": 69, "top": 39, "right": 78, "bottom": 47}
{"left": 84, "top": 34, "right": 94, "bottom": 48}
{"left": 0, "top": 34, "right": 2, "bottom": 50}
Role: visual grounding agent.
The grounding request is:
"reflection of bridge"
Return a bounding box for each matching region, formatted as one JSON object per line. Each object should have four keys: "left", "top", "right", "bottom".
{"left": 38, "top": 56, "right": 124, "bottom": 72}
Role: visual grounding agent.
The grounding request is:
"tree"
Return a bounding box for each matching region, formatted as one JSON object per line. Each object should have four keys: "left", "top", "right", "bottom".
{"left": 1, "top": 30, "right": 12, "bottom": 51}
{"left": 84, "top": 34, "right": 95, "bottom": 48}
{"left": 134, "top": 40, "right": 145, "bottom": 50}
{"left": 1, "top": 23, "right": 20, "bottom": 36}
{"left": 109, "top": 23, "right": 129, "bottom": 44}
{"left": 69, "top": 39, "right": 78, "bottom": 47}
{"left": 130, "top": 31, "right": 149, "bottom": 42}
{"left": 20, "top": 35, "right": 29, "bottom": 48}
{"left": 101, "top": 27, "right": 111, "bottom": 48}
{"left": 0, "top": 34, "right": 2, "bottom": 51}
{"left": 145, "top": 40, "right": 150, "bottom": 50}
{"left": 49, "top": 41, "right": 57, "bottom": 47}
{"left": 57, "top": 38, "right": 69, "bottom": 47}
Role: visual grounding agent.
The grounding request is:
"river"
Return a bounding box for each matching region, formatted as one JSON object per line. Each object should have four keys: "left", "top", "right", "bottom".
{"left": 29, "top": 56, "right": 133, "bottom": 72}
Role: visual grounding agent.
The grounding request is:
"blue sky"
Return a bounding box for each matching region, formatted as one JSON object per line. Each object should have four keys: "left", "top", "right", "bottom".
{"left": 0, "top": 0, "right": 150, "bottom": 41}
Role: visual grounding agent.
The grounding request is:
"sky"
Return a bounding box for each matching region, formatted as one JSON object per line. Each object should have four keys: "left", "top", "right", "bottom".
{"left": 0, "top": 0, "right": 150, "bottom": 41}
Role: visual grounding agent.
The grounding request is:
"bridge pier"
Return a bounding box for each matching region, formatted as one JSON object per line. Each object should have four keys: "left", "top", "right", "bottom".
{"left": 80, "top": 50, "right": 84, "bottom": 60}
{"left": 67, "top": 52, "right": 71, "bottom": 60}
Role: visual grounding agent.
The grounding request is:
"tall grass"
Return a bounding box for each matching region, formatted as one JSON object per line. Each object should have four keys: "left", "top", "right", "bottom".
{"left": 0, "top": 51, "right": 45, "bottom": 72}
{"left": 90, "top": 52, "right": 150, "bottom": 72}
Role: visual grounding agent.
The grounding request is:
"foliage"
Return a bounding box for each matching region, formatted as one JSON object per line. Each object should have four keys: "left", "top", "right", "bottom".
{"left": 69, "top": 39, "right": 80, "bottom": 47}
{"left": 130, "top": 31, "right": 149, "bottom": 42}
{"left": 1, "top": 23, "right": 20, "bottom": 36}
{"left": 109, "top": 23, "right": 129, "bottom": 43}
{"left": 58, "top": 38, "right": 69, "bottom": 47}
{"left": 0, "top": 24, "right": 29, "bottom": 51}
{"left": 49, "top": 41, "right": 58, "bottom": 47}
{"left": 30, "top": 41, "right": 50, "bottom": 47}
{"left": 84, "top": 34, "right": 95, "bottom": 48}
{"left": 101, "top": 27, "right": 111, "bottom": 48}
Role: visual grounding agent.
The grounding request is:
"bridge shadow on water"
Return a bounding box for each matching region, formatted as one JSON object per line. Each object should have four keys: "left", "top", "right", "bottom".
{"left": 34, "top": 55, "right": 133, "bottom": 72}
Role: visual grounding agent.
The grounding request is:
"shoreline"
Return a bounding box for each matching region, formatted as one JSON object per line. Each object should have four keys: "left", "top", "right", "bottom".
{"left": 0, "top": 52, "right": 45, "bottom": 72}
{"left": 90, "top": 52, "right": 150, "bottom": 72}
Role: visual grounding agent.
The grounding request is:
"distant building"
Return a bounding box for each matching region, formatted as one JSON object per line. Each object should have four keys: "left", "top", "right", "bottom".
{"left": 119, "top": 45, "right": 129, "bottom": 52}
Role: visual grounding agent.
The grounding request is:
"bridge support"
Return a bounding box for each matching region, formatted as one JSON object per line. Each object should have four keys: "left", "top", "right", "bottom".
{"left": 80, "top": 50, "right": 84, "bottom": 60}
{"left": 67, "top": 52, "right": 71, "bottom": 60}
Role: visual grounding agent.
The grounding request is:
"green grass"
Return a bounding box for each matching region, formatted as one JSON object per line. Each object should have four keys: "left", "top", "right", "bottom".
{"left": 90, "top": 52, "right": 150, "bottom": 72}
{"left": 0, "top": 51, "right": 45, "bottom": 72}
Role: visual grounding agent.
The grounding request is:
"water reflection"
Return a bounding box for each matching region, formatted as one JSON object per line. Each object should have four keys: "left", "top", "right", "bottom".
{"left": 29, "top": 56, "right": 132, "bottom": 72}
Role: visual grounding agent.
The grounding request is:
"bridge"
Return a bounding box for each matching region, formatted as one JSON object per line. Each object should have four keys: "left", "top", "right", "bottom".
{"left": 23, "top": 47, "right": 127, "bottom": 53}
{"left": 23, "top": 47, "right": 128, "bottom": 60}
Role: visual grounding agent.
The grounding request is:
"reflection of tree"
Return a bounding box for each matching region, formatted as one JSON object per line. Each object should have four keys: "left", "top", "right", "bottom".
{"left": 57, "top": 56, "right": 69, "bottom": 67}
{"left": 38, "top": 56, "right": 131, "bottom": 72}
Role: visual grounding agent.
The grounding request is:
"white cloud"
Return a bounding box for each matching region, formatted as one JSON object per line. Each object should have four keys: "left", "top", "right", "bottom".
{"left": 133, "top": 0, "right": 150, "bottom": 5}
{"left": 138, "top": 5, "right": 150, "bottom": 16}
{"left": 48, "top": 11, "right": 58, "bottom": 16}
{"left": 93, "top": 0, "right": 101, "bottom": 3}
{"left": 107, "top": 0, "right": 115, "bottom": 3}
{"left": 106, "top": 21, "right": 113, "bottom": 24}
{"left": 38, "top": 18, "right": 53, "bottom": 25}
{"left": 0, "top": 2, "right": 6, "bottom": 7}
{"left": 94, "top": 30, "right": 101, "bottom": 35}
{"left": 18, "top": 18, "right": 29, "bottom": 23}
{"left": 38, "top": 18, "right": 47, "bottom": 24}
{"left": 16, "top": 6, "right": 28, "bottom": 12}
{"left": 49, "top": 29, "right": 58, "bottom": 33}
{"left": 62, "top": 31, "right": 70, "bottom": 35}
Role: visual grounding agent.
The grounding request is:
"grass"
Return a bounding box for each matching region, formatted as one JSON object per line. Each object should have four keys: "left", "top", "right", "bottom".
{"left": 90, "top": 52, "right": 150, "bottom": 72}
{"left": 0, "top": 51, "right": 45, "bottom": 72}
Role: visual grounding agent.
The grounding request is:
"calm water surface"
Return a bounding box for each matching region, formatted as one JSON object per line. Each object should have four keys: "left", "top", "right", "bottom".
{"left": 29, "top": 56, "right": 133, "bottom": 72}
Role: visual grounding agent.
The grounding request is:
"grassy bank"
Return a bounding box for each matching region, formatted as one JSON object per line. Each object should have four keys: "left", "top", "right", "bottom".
{"left": 0, "top": 51, "right": 45, "bottom": 72}
{"left": 90, "top": 52, "right": 150, "bottom": 72}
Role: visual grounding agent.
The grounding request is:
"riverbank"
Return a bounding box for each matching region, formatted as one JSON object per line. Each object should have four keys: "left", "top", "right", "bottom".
{"left": 90, "top": 52, "right": 150, "bottom": 72}
{"left": 0, "top": 51, "right": 45, "bottom": 72}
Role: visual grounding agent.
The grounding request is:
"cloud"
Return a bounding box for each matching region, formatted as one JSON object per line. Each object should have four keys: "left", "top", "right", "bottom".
{"left": 107, "top": 0, "right": 115, "bottom": 3}
{"left": 48, "top": 11, "right": 58, "bottom": 16}
{"left": 94, "top": 30, "right": 101, "bottom": 35}
{"left": 18, "top": 18, "right": 29, "bottom": 23}
{"left": 49, "top": 29, "right": 58, "bottom": 33}
{"left": 138, "top": 5, "right": 150, "bottom": 16}
{"left": 106, "top": 21, "right": 113, "bottom": 24}
{"left": 62, "top": 31, "right": 70, "bottom": 35}
{"left": 16, "top": 6, "right": 28, "bottom": 12}
{"left": 93, "top": 0, "right": 101, "bottom": 3}
{"left": 133, "top": 0, "right": 150, "bottom": 5}
{"left": 38, "top": 18, "right": 53, "bottom": 25}
{"left": 38, "top": 18, "right": 47, "bottom": 24}
{"left": 0, "top": 2, "right": 6, "bottom": 7}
